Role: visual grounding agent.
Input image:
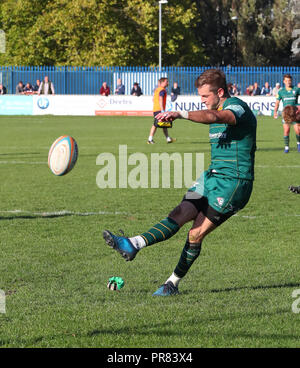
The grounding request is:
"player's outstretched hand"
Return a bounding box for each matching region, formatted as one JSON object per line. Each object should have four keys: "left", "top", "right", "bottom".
{"left": 155, "top": 111, "right": 181, "bottom": 122}
{"left": 289, "top": 185, "right": 300, "bottom": 194}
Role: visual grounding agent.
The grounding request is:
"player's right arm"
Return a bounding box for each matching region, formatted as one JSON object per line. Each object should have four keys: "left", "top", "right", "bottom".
{"left": 273, "top": 91, "right": 281, "bottom": 119}
{"left": 156, "top": 109, "right": 236, "bottom": 126}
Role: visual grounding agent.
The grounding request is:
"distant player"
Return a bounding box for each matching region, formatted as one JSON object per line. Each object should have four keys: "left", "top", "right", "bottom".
{"left": 147, "top": 77, "right": 176, "bottom": 144}
{"left": 103, "top": 69, "right": 257, "bottom": 296}
{"left": 273, "top": 74, "right": 300, "bottom": 153}
{"left": 283, "top": 105, "right": 300, "bottom": 193}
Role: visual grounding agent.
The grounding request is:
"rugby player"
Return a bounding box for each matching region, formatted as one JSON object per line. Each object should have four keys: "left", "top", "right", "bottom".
{"left": 282, "top": 104, "right": 300, "bottom": 193}
{"left": 147, "top": 77, "right": 176, "bottom": 144}
{"left": 103, "top": 69, "right": 257, "bottom": 296}
{"left": 273, "top": 74, "right": 300, "bottom": 153}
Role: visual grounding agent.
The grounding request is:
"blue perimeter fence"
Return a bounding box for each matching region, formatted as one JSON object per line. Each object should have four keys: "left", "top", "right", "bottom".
{"left": 1, "top": 66, "right": 300, "bottom": 95}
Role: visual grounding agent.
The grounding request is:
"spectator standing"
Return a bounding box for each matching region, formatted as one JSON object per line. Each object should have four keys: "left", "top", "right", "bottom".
{"left": 261, "top": 82, "right": 272, "bottom": 96}
{"left": 100, "top": 82, "right": 110, "bottom": 96}
{"left": 38, "top": 76, "right": 55, "bottom": 95}
{"left": 16, "top": 81, "right": 24, "bottom": 95}
{"left": 171, "top": 82, "right": 181, "bottom": 102}
{"left": 131, "top": 82, "right": 143, "bottom": 96}
{"left": 0, "top": 83, "right": 7, "bottom": 95}
{"left": 33, "top": 79, "right": 41, "bottom": 93}
{"left": 115, "top": 78, "right": 125, "bottom": 95}
{"left": 232, "top": 84, "right": 241, "bottom": 96}
{"left": 272, "top": 83, "right": 281, "bottom": 97}
{"left": 252, "top": 82, "right": 261, "bottom": 96}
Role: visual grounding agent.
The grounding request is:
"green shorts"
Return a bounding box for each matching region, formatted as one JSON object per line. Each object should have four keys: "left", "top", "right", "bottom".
{"left": 183, "top": 170, "right": 253, "bottom": 225}
{"left": 282, "top": 119, "right": 298, "bottom": 125}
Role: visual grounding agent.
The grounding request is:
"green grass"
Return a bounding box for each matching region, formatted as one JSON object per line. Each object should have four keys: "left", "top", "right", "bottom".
{"left": 0, "top": 114, "right": 300, "bottom": 348}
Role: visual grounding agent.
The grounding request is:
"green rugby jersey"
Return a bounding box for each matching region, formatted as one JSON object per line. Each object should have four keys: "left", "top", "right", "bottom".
{"left": 208, "top": 97, "right": 257, "bottom": 180}
{"left": 276, "top": 87, "right": 300, "bottom": 107}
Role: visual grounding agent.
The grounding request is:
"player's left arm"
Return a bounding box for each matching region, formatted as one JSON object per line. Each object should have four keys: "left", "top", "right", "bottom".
{"left": 159, "top": 95, "right": 164, "bottom": 112}
{"left": 159, "top": 90, "right": 166, "bottom": 111}
{"left": 156, "top": 109, "right": 236, "bottom": 126}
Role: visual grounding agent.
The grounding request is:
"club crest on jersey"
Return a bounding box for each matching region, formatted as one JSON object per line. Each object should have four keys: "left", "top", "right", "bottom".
{"left": 217, "top": 197, "right": 224, "bottom": 206}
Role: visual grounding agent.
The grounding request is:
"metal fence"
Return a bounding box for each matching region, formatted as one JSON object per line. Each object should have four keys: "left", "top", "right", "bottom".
{"left": 1, "top": 66, "right": 299, "bottom": 95}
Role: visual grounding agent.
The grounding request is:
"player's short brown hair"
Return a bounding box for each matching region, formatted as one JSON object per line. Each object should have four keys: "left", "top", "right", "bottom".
{"left": 283, "top": 74, "right": 292, "bottom": 80}
{"left": 159, "top": 77, "right": 168, "bottom": 83}
{"left": 195, "top": 69, "right": 228, "bottom": 94}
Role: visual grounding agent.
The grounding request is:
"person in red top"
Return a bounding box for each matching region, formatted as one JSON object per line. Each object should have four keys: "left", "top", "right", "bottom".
{"left": 100, "top": 82, "right": 110, "bottom": 96}
{"left": 147, "top": 77, "right": 176, "bottom": 144}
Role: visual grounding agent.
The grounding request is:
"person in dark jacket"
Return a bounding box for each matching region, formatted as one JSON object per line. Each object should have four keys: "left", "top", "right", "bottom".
{"left": 171, "top": 82, "right": 180, "bottom": 102}
{"left": 130, "top": 82, "right": 143, "bottom": 96}
{"left": 0, "top": 83, "right": 7, "bottom": 95}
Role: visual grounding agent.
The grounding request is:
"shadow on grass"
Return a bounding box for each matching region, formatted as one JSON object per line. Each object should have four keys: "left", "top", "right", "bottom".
{"left": 0, "top": 214, "right": 75, "bottom": 221}
{"left": 209, "top": 282, "right": 300, "bottom": 293}
{"left": 0, "top": 306, "right": 298, "bottom": 347}
{"left": 0, "top": 152, "right": 41, "bottom": 156}
{"left": 256, "top": 147, "right": 286, "bottom": 152}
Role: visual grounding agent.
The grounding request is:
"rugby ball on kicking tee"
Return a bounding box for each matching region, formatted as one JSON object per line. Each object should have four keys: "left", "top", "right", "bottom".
{"left": 48, "top": 136, "right": 78, "bottom": 176}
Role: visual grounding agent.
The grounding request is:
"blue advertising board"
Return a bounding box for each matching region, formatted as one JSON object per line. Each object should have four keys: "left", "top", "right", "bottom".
{"left": 0, "top": 96, "right": 33, "bottom": 115}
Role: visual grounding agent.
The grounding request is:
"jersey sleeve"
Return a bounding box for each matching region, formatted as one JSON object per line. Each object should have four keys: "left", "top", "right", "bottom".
{"left": 159, "top": 90, "right": 166, "bottom": 98}
{"left": 223, "top": 102, "right": 246, "bottom": 125}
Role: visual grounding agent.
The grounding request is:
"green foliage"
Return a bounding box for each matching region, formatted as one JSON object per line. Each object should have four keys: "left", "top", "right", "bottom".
{"left": 0, "top": 0, "right": 295, "bottom": 66}
{"left": 0, "top": 0, "right": 205, "bottom": 66}
{"left": 193, "top": 0, "right": 294, "bottom": 66}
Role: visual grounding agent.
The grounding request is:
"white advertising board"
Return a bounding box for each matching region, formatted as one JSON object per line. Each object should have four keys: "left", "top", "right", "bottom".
{"left": 0, "top": 94, "right": 283, "bottom": 116}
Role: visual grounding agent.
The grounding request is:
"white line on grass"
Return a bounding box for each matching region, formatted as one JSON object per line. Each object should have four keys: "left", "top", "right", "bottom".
{"left": 0, "top": 210, "right": 299, "bottom": 219}
{"left": 0, "top": 210, "right": 129, "bottom": 217}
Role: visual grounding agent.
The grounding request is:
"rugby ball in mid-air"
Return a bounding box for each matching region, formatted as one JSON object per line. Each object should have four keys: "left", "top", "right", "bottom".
{"left": 48, "top": 136, "right": 78, "bottom": 176}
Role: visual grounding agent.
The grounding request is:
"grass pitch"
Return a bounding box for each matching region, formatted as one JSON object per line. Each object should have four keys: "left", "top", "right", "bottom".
{"left": 0, "top": 114, "right": 300, "bottom": 348}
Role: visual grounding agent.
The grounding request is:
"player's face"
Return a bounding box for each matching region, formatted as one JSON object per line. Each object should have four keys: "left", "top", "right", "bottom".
{"left": 198, "top": 84, "right": 223, "bottom": 110}
{"left": 283, "top": 77, "right": 292, "bottom": 88}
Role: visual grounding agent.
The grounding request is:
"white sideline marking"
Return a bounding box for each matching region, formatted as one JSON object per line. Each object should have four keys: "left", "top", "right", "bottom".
{"left": 1, "top": 210, "right": 299, "bottom": 219}
{"left": 0, "top": 210, "right": 129, "bottom": 217}
{"left": 0, "top": 161, "right": 47, "bottom": 165}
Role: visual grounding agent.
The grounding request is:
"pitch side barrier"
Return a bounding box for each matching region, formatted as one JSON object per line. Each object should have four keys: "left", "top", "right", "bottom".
{"left": 1, "top": 65, "right": 299, "bottom": 95}
{"left": 0, "top": 95, "right": 289, "bottom": 116}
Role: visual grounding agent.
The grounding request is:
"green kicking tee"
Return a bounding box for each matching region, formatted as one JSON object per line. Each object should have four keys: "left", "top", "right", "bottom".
{"left": 208, "top": 97, "right": 257, "bottom": 181}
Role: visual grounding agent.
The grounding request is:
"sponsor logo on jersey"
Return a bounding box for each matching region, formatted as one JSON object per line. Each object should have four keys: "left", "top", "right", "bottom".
{"left": 209, "top": 132, "right": 227, "bottom": 139}
{"left": 217, "top": 197, "right": 224, "bottom": 206}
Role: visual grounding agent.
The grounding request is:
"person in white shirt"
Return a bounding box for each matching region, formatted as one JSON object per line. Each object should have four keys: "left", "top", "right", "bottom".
{"left": 272, "top": 82, "right": 280, "bottom": 97}
{"left": 38, "top": 76, "right": 55, "bottom": 95}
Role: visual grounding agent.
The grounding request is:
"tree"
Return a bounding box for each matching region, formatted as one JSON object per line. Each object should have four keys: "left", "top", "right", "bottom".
{"left": 0, "top": 0, "right": 205, "bottom": 66}
{"left": 193, "top": 0, "right": 295, "bottom": 66}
